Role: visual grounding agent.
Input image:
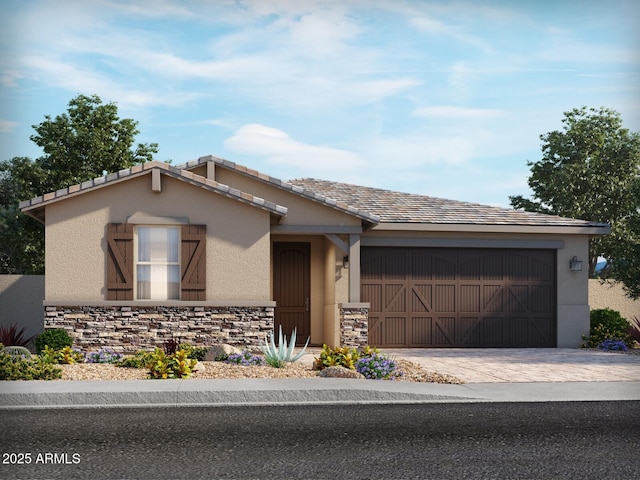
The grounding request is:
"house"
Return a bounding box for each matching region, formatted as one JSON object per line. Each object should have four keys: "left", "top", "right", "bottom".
{"left": 19, "top": 155, "right": 610, "bottom": 352}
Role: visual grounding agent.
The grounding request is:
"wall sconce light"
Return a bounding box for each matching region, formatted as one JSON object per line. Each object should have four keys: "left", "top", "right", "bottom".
{"left": 569, "top": 256, "right": 583, "bottom": 272}
{"left": 343, "top": 255, "right": 349, "bottom": 269}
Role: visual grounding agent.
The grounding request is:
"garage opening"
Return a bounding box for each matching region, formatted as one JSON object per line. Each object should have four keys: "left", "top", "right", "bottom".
{"left": 361, "top": 248, "right": 556, "bottom": 347}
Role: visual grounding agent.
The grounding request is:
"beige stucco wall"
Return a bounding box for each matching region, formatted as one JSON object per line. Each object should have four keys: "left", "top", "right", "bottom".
{"left": 589, "top": 279, "right": 640, "bottom": 322}
{"left": 555, "top": 235, "right": 590, "bottom": 347}
{"left": 214, "top": 168, "right": 362, "bottom": 227}
{"left": 45, "top": 173, "right": 272, "bottom": 302}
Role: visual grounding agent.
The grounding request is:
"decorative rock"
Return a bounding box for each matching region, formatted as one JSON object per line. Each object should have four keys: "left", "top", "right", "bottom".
{"left": 204, "top": 344, "right": 242, "bottom": 361}
{"left": 318, "top": 366, "right": 365, "bottom": 379}
{"left": 191, "top": 361, "right": 204, "bottom": 372}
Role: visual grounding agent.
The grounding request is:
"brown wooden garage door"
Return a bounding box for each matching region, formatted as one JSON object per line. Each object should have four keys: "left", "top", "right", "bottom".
{"left": 361, "top": 248, "right": 556, "bottom": 347}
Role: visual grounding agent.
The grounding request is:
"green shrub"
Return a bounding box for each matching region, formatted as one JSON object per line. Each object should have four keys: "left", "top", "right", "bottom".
{"left": 177, "top": 343, "right": 208, "bottom": 361}
{"left": 117, "top": 350, "right": 155, "bottom": 368}
{"left": 314, "top": 344, "right": 380, "bottom": 371}
{"left": 40, "top": 345, "right": 84, "bottom": 364}
{"left": 0, "top": 353, "right": 62, "bottom": 380}
{"left": 35, "top": 328, "right": 73, "bottom": 354}
{"left": 146, "top": 347, "right": 197, "bottom": 379}
{"left": 583, "top": 308, "right": 633, "bottom": 348}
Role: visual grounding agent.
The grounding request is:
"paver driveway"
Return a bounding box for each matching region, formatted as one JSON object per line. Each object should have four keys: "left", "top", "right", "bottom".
{"left": 382, "top": 348, "right": 640, "bottom": 383}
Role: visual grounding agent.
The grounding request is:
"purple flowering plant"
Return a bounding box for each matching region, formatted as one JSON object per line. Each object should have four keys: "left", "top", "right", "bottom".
{"left": 355, "top": 353, "right": 403, "bottom": 380}
{"left": 597, "top": 339, "right": 628, "bottom": 352}
{"left": 85, "top": 348, "right": 123, "bottom": 364}
{"left": 225, "top": 350, "right": 265, "bottom": 366}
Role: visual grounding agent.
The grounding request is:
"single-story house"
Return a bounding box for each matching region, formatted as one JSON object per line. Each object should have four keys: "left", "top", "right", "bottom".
{"left": 19, "top": 155, "right": 610, "bottom": 352}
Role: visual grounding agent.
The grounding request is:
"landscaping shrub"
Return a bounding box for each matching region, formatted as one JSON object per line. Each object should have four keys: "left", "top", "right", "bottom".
{"left": 355, "top": 352, "right": 403, "bottom": 380}
{"left": 146, "top": 348, "right": 197, "bottom": 379}
{"left": 40, "top": 345, "right": 84, "bottom": 364}
{"left": 34, "top": 328, "right": 73, "bottom": 354}
{"left": 163, "top": 338, "right": 180, "bottom": 355}
{"left": 0, "top": 324, "right": 35, "bottom": 348}
{"left": 225, "top": 350, "right": 265, "bottom": 366}
{"left": 117, "top": 350, "right": 154, "bottom": 369}
{"left": 597, "top": 339, "right": 628, "bottom": 352}
{"left": 583, "top": 308, "right": 633, "bottom": 348}
{"left": 314, "top": 344, "right": 380, "bottom": 371}
{"left": 85, "top": 348, "right": 123, "bottom": 364}
{"left": 178, "top": 343, "right": 208, "bottom": 361}
{"left": 0, "top": 352, "right": 62, "bottom": 380}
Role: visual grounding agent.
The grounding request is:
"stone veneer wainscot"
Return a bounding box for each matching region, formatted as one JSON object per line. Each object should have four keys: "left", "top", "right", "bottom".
{"left": 339, "top": 304, "right": 369, "bottom": 348}
{"left": 44, "top": 304, "right": 275, "bottom": 354}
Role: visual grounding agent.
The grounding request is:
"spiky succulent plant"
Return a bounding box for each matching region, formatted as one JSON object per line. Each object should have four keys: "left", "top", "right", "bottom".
{"left": 260, "top": 326, "right": 310, "bottom": 368}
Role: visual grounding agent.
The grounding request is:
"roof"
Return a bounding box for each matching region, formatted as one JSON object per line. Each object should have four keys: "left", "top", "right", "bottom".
{"left": 286, "top": 178, "right": 610, "bottom": 230}
{"left": 181, "top": 155, "right": 380, "bottom": 225}
{"left": 19, "top": 161, "right": 288, "bottom": 223}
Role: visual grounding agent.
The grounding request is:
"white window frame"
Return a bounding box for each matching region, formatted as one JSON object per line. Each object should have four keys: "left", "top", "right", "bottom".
{"left": 134, "top": 225, "right": 181, "bottom": 300}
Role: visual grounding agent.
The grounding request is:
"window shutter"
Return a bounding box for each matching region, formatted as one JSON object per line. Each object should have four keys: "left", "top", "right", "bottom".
{"left": 181, "top": 224, "right": 206, "bottom": 301}
{"left": 107, "top": 223, "right": 134, "bottom": 300}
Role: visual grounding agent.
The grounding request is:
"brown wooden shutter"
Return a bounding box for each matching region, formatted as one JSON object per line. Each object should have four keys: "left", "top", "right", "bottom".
{"left": 181, "top": 224, "right": 206, "bottom": 301}
{"left": 107, "top": 223, "right": 134, "bottom": 300}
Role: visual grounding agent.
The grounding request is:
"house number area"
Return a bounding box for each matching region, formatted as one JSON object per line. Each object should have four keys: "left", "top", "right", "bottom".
{"left": 3, "top": 452, "right": 81, "bottom": 465}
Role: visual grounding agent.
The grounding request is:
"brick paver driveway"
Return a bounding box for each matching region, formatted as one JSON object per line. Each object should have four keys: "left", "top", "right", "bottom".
{"left": 382, "top": 348, "right": 640, "bottom": 383}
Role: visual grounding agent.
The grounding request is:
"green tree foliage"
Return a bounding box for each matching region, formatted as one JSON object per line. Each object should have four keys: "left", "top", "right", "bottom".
{"left": 0, "top": 94, "right": 158, "bottom": 273}
{"left": 510, "top": 106, "right": 640, "bottom": 298}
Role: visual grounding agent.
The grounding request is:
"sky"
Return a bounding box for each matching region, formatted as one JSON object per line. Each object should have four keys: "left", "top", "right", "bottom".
{"left": 1, "top": 0, "right": 639, "bottom": 207}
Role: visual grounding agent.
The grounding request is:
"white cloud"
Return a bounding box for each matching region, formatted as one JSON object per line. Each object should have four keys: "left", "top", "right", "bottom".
{"left": 0, "top": 71, "right": 23, "bottom": 88}
{"left": 413, "top": 106, "right": 505, "bottom": 120}
{"left": 224, "top": 123, "right": 366, "bottom": 175}
{"left": 0, "top": 119, "right": 19, "bottom": 132}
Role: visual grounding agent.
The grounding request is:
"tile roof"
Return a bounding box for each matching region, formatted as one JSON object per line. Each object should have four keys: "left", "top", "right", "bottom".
{"left": 19, "top": 161, "right": 288, "bottom": 222}
{"left": 286, "top": 178, "right": 610, "bottom": 228}
{"left": 180, "top": 155, "right": 380, "bottom": 224}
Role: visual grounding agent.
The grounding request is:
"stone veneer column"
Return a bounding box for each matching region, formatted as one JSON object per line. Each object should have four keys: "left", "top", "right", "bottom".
{"left": 339, "top": 303, "right": 369, "bottom": 347}
{"left": 43, "top": 305, "right": 274, "bottom": 353}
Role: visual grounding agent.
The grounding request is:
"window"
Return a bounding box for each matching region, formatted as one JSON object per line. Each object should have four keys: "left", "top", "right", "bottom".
{"left": 135, "top": 226, "right": 180, "bottom": 300}
{"left": 107, "top": 223, "right": 206, "bottom": 301}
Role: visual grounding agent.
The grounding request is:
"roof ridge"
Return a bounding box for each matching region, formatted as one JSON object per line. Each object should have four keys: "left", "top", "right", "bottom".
{"left": 179, "top": 156, "right": 380, "bottom": 224}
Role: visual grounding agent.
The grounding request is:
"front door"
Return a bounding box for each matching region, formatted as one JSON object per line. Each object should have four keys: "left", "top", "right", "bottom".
{"left": 273, "top": 242, "right": 311, "bottom": 345}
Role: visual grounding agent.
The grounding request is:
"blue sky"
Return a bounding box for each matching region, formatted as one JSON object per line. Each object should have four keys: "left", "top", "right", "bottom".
{"left": 1, "top": 0, "right": 638, "bottom": 207}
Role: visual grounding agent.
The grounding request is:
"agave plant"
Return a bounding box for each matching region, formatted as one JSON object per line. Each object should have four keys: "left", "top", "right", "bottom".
{"left": 260, "top": 326, "right": 310, "bottom": 368}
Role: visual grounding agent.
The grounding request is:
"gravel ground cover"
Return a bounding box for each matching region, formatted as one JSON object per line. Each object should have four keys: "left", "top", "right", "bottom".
{"left": 59, "top": 359, "right": 464, "bottom": 384}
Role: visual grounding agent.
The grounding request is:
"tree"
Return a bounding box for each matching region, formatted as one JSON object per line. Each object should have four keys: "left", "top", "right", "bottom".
{"left": 510, "top": 106, "right": 640, "bottom": 298}
{"left": 0, "top": 94, "right": 158, "bottom": 274}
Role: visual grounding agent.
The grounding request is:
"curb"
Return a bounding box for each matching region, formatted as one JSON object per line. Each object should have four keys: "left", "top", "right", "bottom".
{"left": 1, "top": 379, "right": 639, "bottom": 409}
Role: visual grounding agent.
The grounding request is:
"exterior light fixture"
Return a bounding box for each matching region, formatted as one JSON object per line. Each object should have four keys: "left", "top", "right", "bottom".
{"left": 569, "top": 256, "right": 583, "bottom": 272}
{"left": 343, "top": 255, "right": 349, "bottom": 269}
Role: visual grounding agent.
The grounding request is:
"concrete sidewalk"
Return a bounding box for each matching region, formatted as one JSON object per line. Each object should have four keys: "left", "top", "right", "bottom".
{"left": 1, "top": 378, "right": 640, "bottom": 409}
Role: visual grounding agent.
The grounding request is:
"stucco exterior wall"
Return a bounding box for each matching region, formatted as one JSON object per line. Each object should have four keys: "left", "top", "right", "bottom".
{"left": 45, "top": 173, "right": 272, "bottom": 303}
{"left": 589, "top": 279, "right": 640, "bottom": 322}
{"left": 0, "top": 275, "right": 45, "bottom": 343}
{"left": 214, "top": 168, "right": 362, "bottom": 227}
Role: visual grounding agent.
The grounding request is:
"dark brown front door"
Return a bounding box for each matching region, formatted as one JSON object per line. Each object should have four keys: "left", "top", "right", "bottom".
{"left": 273, "top": 242, "right": 310, "bottom": 345}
